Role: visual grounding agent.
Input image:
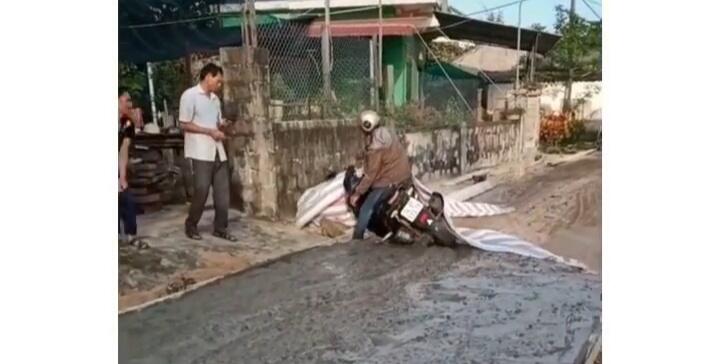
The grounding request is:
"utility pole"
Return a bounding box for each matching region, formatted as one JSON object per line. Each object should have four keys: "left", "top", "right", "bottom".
{"left": 530, "top": 33, "right": 538, "bottom": 83}
{"left": 248, "top": 0, "right": 257, "bottom": 47}
{"left": 514, "top": 0, "right": 524, "bottom": 90}
{"left": 242, "top": 0, "right": 257, "bottom": 47}
{"left": 322, "top": 0, "right": 332, "bottom": 100}
{"left": 377, "top": 0, "right": 383, "bottom": 109}
{"left": 564, "top": 0, "right": 576, "bottom": 113}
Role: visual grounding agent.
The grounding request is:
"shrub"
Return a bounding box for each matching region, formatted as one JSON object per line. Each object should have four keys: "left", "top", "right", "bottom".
{"left": 540, "top": 112, "right": 570, "bottom": 145}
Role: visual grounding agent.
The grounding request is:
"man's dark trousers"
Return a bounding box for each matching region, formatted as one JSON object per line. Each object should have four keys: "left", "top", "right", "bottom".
{"left": 185, "top": 152, "right": 230, "bottom": 233}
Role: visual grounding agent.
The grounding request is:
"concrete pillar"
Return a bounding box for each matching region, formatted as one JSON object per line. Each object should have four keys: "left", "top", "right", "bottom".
{"left": 220, "top": 46, "right": 278, "bottom": 218}
{"left": 410, "top": 59, "right": 419, "bottom": 103}
{"left": 459, "top": 125, "right": 468, "bottom": 174}
{"left": 519, "top": 89, "right": 542, "bottom": 159}
{"left": 476, "top": 88, "right": 484, "bottom": 123}
{"left": 385, "top": 65, "right": 395, "bottom": 113}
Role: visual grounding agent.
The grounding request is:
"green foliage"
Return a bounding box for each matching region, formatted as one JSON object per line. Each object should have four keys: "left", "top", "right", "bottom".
{"left": 152, "top": 61, "right": 188, "bottom": 112}
{"left": 119, "top": 63, "right": 147, "bottom": 97}
{"left": 567, "top": 118, "right": 587, "bottom": 142}
{"left": 270, "top": 73, "right": 296, "bottom": 101}
{"left": 119, "top": 60, "right": 188, "bottom": 116}
{"left": 486, "top": 11, "right": 505, "bottom": 24}
{"left": 390, "top": 103, "right": 441, "bottom": 130}
{"left": 389, "top": 100, "right": 468, "bottom": 130}
{"left": 120, "top": 0, "right": 220, "bottom": 28}
{"left": 334, "top": 77, "right": 373, "bottom": 116}
{"left": 536, "top": 6, "right": 601, "bottom": 82}
{"left": 443, "top": 97, "right": 468, "bottom": 126}
{"left": 530, "top": 23, "right": 547, "bottom": 32}
{"left": 119, "top": 1, "right": 222, "bottom": 117}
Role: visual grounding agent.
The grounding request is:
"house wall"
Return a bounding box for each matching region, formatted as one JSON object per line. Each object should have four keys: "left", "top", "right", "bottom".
{"left": 383, "top": 37, "right": 409, "bottom": 107}
{"left": 488, "top": 81, "right": 602, "bottom": 123}
{"left": 453, "top": 44, "right": 527, "bottom": 72}
{"left": 539, "top": 81, "right": 602, "bottom": 122}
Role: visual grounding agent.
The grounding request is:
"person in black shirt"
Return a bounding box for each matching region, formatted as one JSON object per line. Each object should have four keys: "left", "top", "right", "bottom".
{"left": 118, "top": 89, "right": 148, "bottom": 249}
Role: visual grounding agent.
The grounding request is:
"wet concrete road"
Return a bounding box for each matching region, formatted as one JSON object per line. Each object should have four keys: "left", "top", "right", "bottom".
{"left": 119, "top": 241, "right": 600, "bottom": 364}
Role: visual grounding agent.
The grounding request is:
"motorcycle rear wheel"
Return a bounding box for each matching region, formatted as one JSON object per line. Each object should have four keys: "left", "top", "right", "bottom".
{"left": 430, "top": 218, "right": 459, "bottom": 247}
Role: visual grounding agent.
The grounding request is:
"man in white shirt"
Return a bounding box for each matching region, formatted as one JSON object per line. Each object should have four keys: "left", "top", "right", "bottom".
{"left": 179, "top": 63, "right": 237, "bottom": 241}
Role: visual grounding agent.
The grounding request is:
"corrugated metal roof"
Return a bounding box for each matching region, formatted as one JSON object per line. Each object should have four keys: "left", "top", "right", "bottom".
{"left": 430, "top": 12, "right": 561, "bottom": 54}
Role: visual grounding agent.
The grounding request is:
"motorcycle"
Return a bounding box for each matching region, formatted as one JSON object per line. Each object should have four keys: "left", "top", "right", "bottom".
{"left": 343, "top": 165, "right": 459, "bottom": 247}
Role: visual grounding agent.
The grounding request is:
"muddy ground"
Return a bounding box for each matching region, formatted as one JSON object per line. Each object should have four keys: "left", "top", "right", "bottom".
{"left": 120, "top": 241, "right": 600, "bottom": 364}
{"left": 120, "top": 152, "right": 601, "bottom": 311}
{"left": 119, "top": 208, "right": 336, "bottom": 311}
{"left": 456, "top": 152, "right": 602, "bottom": 272}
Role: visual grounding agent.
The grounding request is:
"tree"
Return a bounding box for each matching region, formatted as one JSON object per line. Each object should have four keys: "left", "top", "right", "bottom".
{"left": 530, "top": 23, "right": 547, "bottom": 32}
{"left": 534, "top": 5, "right": 601, "bottom": 110}
{"left": 486, "top": 11, "right": 504, "bottom": 24}
{"left": 428, "top": 41, "right": 468, "bottom": 63}
{"left": 119, "top": 0, "right": 220, "bottom": 27}
{"left": 119, "top": 0, "right": 221, "bottom": 119}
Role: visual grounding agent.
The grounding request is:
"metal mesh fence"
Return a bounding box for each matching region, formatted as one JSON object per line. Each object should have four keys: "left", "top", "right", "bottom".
{"left": 258, "top": 19, "right": 372, "bottom": 120}
{"left": 329, "top": 37, "right": 373, "bottom": 116}
{"left": 419, "top": 68, "right": 477, "bottom": 125}
{"left": 259, "top": 21, "right": 322, "bottom": 106}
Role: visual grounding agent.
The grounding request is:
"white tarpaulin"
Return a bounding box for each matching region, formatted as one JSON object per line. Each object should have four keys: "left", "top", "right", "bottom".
{"left": 296, "top": 172, "right": 585, "bottom": 269}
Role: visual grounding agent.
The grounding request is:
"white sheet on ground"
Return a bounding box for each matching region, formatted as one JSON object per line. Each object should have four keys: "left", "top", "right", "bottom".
{"left": 296, "top": 172, "right": 585, "bottom": 269}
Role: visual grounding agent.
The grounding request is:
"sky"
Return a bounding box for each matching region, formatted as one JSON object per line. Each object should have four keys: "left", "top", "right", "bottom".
{"left": 449, "top": 0, "right": 602, "bottom": 30}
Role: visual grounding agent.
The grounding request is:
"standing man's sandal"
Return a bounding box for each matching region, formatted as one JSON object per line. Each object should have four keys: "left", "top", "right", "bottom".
{"left": 185, "top": 228, "right": 202, "bottom": 240}
{"left": 212, "top": 231, "right": 238, "bottom": 242}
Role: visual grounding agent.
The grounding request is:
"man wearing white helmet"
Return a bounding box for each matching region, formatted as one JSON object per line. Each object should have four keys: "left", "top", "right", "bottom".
{"left": 350, "top": 110, "right": 412, "bottom": 239}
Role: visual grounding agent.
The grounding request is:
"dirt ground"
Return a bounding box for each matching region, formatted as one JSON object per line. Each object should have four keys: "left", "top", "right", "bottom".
{"left": 455, "top": 152, "right": 602, "bottom": 272}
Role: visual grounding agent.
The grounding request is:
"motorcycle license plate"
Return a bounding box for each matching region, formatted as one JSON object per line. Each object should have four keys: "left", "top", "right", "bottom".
{"left": 400, "top": 197, "right": 424, "bottom": 222}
